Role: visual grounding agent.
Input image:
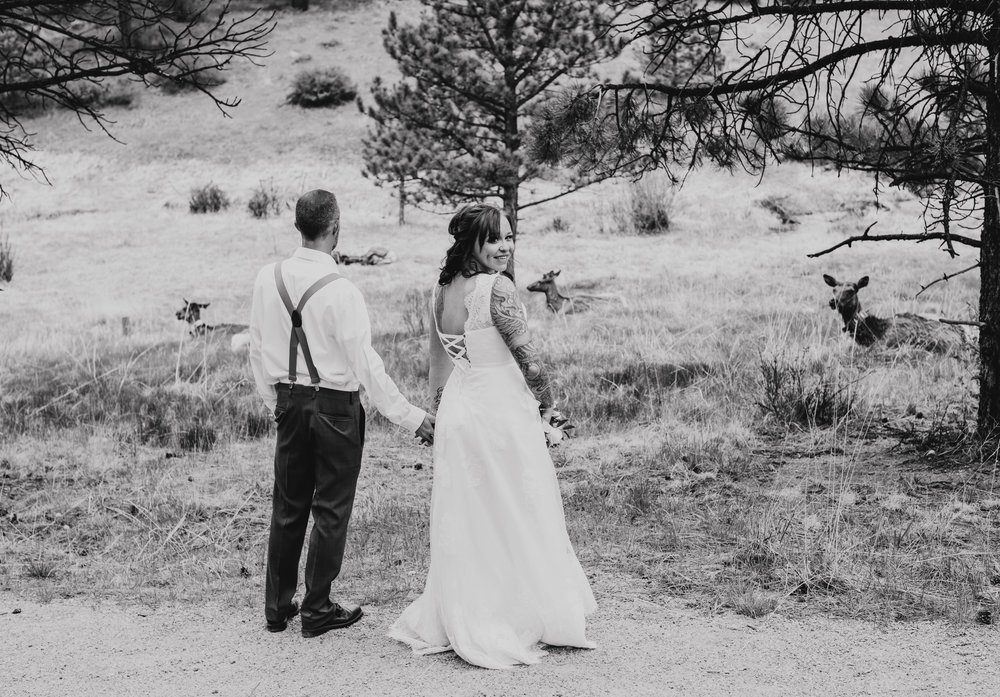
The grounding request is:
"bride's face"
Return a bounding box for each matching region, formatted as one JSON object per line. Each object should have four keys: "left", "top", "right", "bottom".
{"left": 472, "top": 214, "right": 514, "bottom": 273}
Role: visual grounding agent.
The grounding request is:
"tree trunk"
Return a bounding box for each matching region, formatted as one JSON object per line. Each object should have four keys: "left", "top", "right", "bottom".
{"left": 117, "top": 1, "right": 133, "bottom": 48}
{"left": 398, "top": 176, "right": 406, "bottom": 226}
{"left": 499, "top": 10, "right": 519, "bottom": 282}
{"left": 502, "top": 183, "right": 518, "bottom": 281}
{"left": 979, "top": 32, "right": 1000, "bottom": 437}
{"left": 291, "top": 0, "right": 308, "bottom": 10}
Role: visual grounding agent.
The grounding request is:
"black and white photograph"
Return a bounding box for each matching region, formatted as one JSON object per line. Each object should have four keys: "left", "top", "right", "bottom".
{"left": 2, "top": 0, "right": 1000, "bottom": 694}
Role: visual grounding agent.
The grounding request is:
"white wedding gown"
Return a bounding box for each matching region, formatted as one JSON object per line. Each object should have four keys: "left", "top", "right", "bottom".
{"left": 388, "top": 272, "right": 597, "bottom": 669}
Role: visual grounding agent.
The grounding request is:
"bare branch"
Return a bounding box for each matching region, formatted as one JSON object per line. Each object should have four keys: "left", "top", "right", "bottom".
{"left": 916, "top": 262, "right": 981, "bottom": 297}
{"left": 808, "top": 230, "right": 981, "bottom": 258}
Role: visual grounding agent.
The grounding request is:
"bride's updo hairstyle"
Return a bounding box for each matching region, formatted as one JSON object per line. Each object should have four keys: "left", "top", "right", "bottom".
{"left": 438, "top": 203, "right": 512, "bottom": 286}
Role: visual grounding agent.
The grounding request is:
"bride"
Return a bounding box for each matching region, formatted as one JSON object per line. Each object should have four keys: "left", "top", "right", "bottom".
{"left": 388, "top": 203, "right": 596, "bottom": 669}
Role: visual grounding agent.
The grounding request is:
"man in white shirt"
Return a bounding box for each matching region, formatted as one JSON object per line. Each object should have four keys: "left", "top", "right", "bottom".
{"left": 249, "top": 189, "right": 434, "bottom": 638}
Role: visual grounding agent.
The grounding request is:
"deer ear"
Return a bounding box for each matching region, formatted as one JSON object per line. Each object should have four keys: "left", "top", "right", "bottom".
{"left": 182, "top": 297, "right": 188, "bottom": 304}
{"left": 823, "top": 274, "right": 837, "bottom": 287}
{"left": 554, "top": 269, "right": 561, "bottom": 276}
{"left": 856, "top": 276, "right": 869, "bottom": 289}
{"left": 202, "top": 302, "right": 211, "bottom": 308}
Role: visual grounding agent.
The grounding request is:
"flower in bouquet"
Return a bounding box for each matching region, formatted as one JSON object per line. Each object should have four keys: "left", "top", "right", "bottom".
{"left": 541, "top": 408, "right": 575, "bottom": 447}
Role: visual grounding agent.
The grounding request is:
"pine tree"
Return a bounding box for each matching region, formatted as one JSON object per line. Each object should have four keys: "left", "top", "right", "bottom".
{"left": 360, "top": 0, "right": 623, "bottom": 239}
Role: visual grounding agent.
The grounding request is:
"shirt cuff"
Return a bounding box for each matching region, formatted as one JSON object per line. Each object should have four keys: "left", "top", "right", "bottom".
{"left": 400, "top": 405, "right": 426, "bottom": 434}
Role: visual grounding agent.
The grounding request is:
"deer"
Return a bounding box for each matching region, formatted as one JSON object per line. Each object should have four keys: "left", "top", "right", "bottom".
{"left": 823, "top": 274, "right": 967, "bottom": 354}
{"left": 175, "top": 299, "right": 250, "bottom": 351}
{"left": 332, "top": 246, "right": 395, "bottom": 265}
{"left": 526, "top": 269, "right": 627, "bottom": 315}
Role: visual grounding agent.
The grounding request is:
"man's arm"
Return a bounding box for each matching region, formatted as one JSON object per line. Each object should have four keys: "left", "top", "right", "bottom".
{"left": 334, "top": 284, "right": 428, "bottom": 433}
{"left": 490, "top": 274, "right": 556, "bottom": 411}
{"left": 249, "top": 268, "right": 278, "bottom": 415}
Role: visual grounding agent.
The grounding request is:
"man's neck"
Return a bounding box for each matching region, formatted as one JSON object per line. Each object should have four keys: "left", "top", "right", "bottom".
{"left": 301, "top": 236, "right": 336, "bottom": 255}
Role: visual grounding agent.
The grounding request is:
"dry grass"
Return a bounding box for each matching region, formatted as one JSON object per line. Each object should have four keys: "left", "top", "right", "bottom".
{"left": 1, "top": 1, "right": 998, "bottom": 626}
{"left": 0, "top": 231, "right": 13, "bottom": 283}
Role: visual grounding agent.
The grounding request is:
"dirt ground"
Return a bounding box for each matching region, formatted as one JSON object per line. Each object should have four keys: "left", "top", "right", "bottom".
{"left": 5, "top": 574, "right": 1000, "bottom": 697}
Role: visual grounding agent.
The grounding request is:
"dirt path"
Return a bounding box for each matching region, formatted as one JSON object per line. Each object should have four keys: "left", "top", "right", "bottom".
{"left": 5, "top": 584, "right": 999, "bottom": 697}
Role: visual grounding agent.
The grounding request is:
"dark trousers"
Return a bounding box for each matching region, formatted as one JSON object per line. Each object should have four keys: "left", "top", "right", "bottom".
{"left": 264, "top": 383, "right": 365, "bottom": 624}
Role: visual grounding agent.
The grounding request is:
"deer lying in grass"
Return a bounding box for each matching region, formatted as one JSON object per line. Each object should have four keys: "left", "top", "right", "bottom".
{"left": 823, "top": 274, "right": 967, "bottom": 353}
{"left": 332, "top": 246, "right": 395, "bottom": 265}
{"left": 526, "top": 269, "right": 627, "bottom": 314}
{"left": 175, "top": 299, "right": 250, "bottom": 351}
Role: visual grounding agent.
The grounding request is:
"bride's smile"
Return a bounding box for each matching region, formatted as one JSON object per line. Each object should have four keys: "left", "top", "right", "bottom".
{"left": 471, "top": 214, "right": 514, "bottom": 273}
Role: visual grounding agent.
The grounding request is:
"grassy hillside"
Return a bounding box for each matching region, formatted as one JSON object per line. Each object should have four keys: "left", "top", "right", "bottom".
{"left": 1, "top": 1, "right": 997, "bottom": 624}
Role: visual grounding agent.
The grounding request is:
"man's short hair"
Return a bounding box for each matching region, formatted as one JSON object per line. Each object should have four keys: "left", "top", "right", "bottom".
{"left": 295, "top": 190, "right": 340, "bottom": 240}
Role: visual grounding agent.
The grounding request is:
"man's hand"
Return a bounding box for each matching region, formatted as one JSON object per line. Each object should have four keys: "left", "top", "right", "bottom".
{"left": 415, "top": 413, "right": 435, "bottom": 446}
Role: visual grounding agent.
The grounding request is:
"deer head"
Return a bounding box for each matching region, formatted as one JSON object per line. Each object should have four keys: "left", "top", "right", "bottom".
{"left": 527, "top": 269, "right": 561, "bottom": 294}
{"left": 176, "top": 299, "right": 210, "bottom": 324}
{"left": 824, "top": 274, "right": 868, "bottom": 329}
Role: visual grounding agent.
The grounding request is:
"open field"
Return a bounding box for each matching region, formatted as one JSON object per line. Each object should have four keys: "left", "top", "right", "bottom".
{"left": 1, "top": 1, "right": 999, "bottom": 690}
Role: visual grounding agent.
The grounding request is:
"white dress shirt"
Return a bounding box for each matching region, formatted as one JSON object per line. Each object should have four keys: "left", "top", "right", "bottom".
{"left": 249, "top": 247, "right": 426, "bottom": 433}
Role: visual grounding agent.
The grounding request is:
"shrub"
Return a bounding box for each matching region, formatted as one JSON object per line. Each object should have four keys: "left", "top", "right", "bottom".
{"left": 601, "top": 173, "right": 675, "bottom": 235}
{"left": 757, "top": 351, "right": 863, "bottom": 428}
{"left": 247, "top": 180, "right": 282, "bottom": 219}
{"left": 630, "top": 174, "right": 674, "bottom": 234}
{"left": 67, "top": 77, "right": 139, "bottom": 109}
{"left": 287, "top": 67, "right": 357, "bottom": 108}
{"left": 0, "top": 233, "right": 13, "bottom": 283}
{"left": 189, "top": 183, "right": 230, "bottom": 214}
{"left": 25, "top": 557, "right": 58, "bottom": 580}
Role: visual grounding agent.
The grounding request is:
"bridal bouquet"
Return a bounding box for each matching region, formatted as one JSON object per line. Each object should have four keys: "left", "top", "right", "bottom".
{"left": 541, "top": 408, "right": 575, "bottom": 447}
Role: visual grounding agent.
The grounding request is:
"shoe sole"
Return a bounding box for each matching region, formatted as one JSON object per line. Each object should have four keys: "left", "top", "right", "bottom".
{"left": 301, "top": 608, "right": 364, "bottom": 638}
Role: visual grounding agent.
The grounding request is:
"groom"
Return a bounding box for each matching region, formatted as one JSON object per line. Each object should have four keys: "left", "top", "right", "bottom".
{"left": 249, "top": 189, "right": 435, "bottom": 638}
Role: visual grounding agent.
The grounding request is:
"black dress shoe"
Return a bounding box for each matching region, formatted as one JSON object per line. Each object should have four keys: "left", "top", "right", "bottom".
{"left": 301, "top": 604, "right": 364, "bottom": 638}
{"left": 266, "top": 601, "right": 300, "bottom": 633}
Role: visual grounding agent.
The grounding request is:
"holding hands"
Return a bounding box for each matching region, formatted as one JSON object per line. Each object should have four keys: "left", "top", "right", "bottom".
{"left": 416, "top": 413, "right": 436, "bottom": 446}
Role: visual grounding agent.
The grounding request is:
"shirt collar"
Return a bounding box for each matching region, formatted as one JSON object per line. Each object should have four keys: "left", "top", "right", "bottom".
{"left": 292, "top": 247, "right": 339, "bottom": 265}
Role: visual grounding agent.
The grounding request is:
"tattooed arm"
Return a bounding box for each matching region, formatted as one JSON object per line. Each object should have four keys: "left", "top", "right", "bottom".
{"left": 428, "top": 284, "right": 454, "bottom": 414}
{"left": 490, "top": 274, "right": 556, "bottom": 411}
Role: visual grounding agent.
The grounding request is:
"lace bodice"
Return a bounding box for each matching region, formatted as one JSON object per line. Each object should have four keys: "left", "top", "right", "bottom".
{"left": 434, "top": 273, "right": 512, "bottom": 368}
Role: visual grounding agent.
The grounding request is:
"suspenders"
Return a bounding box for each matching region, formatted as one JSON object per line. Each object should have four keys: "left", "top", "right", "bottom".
{"left": 274, "top": 260, "right": 342, "bottom": 388}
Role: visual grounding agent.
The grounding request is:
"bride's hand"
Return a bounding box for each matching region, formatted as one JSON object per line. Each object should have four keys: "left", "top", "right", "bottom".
{"left": 541, "top": 407, "right": 574, "bottom": 447}
{"left": 415, "top": 413, "right": 435, "bottom": 446}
